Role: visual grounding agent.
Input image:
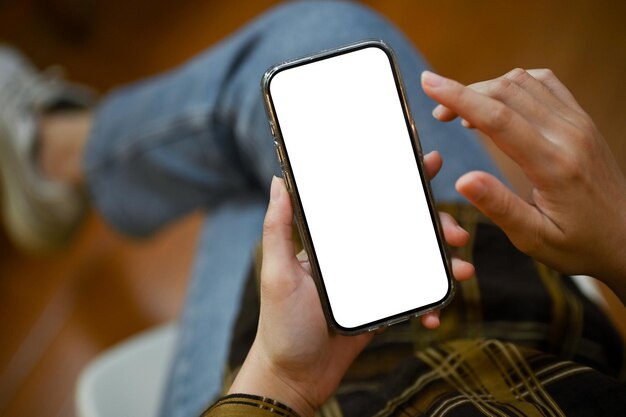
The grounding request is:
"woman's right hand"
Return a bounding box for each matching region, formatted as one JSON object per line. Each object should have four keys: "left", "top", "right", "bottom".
{"left": 421, "top": 68, "right": 626, "bottom": 302}
{"left": 228, "top": 152, "right": 475, "bottom": 417}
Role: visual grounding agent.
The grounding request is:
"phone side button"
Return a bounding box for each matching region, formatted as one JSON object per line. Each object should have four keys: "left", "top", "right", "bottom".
{"left": 274, "top": 146, "right": 282, "bottom": 164}
{"left": 284, "top": 174, "right": 293, "bottom": 192}
{"left": 385, "top": 316, "right": 409, "bottom": 327}
{"left": 278, "top": 147, "right": 286, "bottom": 164}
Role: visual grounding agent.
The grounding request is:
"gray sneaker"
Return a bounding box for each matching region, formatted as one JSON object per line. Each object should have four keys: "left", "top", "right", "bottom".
{"left": 0, "top": 45, "right": 94, "bottom": 252}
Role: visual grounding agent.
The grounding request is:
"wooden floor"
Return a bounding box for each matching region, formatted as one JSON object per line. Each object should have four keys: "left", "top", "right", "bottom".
{"left": 0, "top": 1, "right": 625, "bottom": 416}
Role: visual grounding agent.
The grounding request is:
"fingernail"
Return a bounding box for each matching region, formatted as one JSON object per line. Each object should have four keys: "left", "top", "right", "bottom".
{"left": 451, "top": 257, "right": 466, "bottom": 269}
{"left": 432, "top": 105, "right": 444, "bottom": 119}
{"left": 422, "top": 70, "right": 444, "bottom": 88}
{"left": 461, "top": 119, "right": 471, "bottom": 128}
{"left": 270, "top": 176, "right": 281, "bottom": 202}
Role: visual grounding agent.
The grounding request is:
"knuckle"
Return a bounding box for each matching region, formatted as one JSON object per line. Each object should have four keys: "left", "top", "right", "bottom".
{"left": 259, "top": 272, "right": 278, "bottom": 298}
{"left": 262, "top": 219, "right": 275, "bottom": 239}
{"left": 574, "top": 114, "right": 597, "bottom": 135}
{"left": 454, "top": 84, "right": 470, "bottom": 103}
{"left": 571, "top": 124, "right": 592, "bottom": 145}
{"left": 486, "top": 78, "right": 515, "bottom": 100}
{"left": 490, "top": 192, "right": 514, "bottom": 219}
{"left": 554, "top": 152, "right": 585, "bottom": 183}
{"left": 559, "top": 122, "right": 597, "bottom": 158}
{"left": 488, "top": 103, "right": 514, "bottom": 130}
{"left": 532, "top": 68, "right": 556, "bottom": 82}
{"left": 506, "top": 67, "right": 531, "bottom": 85}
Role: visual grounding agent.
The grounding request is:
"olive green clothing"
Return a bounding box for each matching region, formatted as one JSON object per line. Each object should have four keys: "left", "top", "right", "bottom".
{"left": 206, "top": 205, "right": 626, "bottom": 416}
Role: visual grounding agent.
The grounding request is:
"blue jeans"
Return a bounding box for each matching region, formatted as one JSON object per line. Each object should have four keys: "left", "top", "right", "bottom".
{"left": 84, "top": 2, "right": 503, "bottom": 416}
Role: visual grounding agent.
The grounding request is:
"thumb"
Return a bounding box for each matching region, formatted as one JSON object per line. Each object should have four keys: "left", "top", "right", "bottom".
{"left": 456, "top": 171, "right": 543, "bottom": 255}
{"left": 261, "top": 176, "right": 300, "bottom": 287}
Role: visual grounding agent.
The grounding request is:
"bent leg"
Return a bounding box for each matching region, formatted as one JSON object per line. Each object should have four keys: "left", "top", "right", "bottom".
{"left": 85, "top": 0, "right": 502, "bottom": 238}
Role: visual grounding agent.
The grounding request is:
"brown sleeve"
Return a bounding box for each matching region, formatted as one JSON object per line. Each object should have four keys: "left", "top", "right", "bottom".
{"left": 201, "top": 394, "right": 301, "bottom": 417}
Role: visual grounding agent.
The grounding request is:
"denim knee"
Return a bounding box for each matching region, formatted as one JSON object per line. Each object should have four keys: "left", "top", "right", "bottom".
{"left": 264, "top": 1, "right": 403, "bottom": 52}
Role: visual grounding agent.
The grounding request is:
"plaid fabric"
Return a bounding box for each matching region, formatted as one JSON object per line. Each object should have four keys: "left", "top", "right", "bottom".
{"left": 222, "top": 204, "right": 626, "bottom": 416}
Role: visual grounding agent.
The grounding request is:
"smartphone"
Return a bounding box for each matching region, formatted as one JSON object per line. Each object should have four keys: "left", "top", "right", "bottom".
{"left": 262, "top": 40, "right": 453, "bottom": 335}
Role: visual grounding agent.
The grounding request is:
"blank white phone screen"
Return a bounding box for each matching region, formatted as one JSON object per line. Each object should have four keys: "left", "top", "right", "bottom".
{"left": 269, "top": 46, "right": 449, "bottom": 330}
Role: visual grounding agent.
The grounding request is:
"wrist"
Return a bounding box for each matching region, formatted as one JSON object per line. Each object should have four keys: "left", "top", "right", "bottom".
{"left": 601, "top": 259, "right": 626, "bottom": 305}
{"left": 598, "top": 199, "right": 626, "bottom": 304}
{"left": 205, "top": 394, "right": 300, "bottom": 417}
{"left": 228, "top": 345, "right": 316, "bottom": 417}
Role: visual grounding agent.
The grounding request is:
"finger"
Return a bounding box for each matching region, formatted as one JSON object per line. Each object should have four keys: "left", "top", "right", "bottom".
{"left": 433, "top": 69, "right": 581, "bottom": 128}
{"left": 433, "top": 106, "right": 477, "bottom": 128}
{"left": 452, "top": 73, "right": 563, "bottom": 134}
{"left": 504, "top": 68, "right": 571, "bottom": 113}
{"left": 421, "top": 311, "right": 440, "bottom": 329}
{"left": 526, "top": 69, "right": 586, "bottom": 114}
{"left": 421, "top": 71, "right": 555, "bottom": 175}
{"left": 423, "top": 150, "right": 443, "bottom": 180}
{"left": 451, "top": 257, "right": 474, "bottom": 281}
{"left": 503, "top": 68, "right": 584, "bottom": 127}
{"left": 432, "top": 75, "right": 523, "bottom": 124}
{"left": 472, "top": 76, "right": 557, "bottom": 129}
{"left": 439, "top": 211, "right": 470, "bottom": 247}
{"left": 432, "top": 103, "right": 458, "bottom": 122}
{"left": 262, "top": 176, "right": 301, "bottom": 284}
{"left": 455, "top": 171, "right": 549, "bottom": 255}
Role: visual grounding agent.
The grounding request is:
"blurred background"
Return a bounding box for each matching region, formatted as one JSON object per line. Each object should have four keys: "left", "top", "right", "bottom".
{"left": 0, "top": 0, "right": 625, "bottom": 416}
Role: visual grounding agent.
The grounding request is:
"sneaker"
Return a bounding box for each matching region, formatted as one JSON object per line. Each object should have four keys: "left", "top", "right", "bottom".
{"left": 0, "top": 45, "right": 94, "bottom": 253}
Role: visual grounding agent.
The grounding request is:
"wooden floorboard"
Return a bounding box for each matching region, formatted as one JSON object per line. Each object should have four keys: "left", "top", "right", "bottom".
{"left": 0, "top": 1, "right": 624, "bottom": 416}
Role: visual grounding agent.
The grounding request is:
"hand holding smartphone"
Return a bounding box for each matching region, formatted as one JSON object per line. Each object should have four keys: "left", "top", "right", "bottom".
{"left": 262, "top": 41, "right": 453, "bottom": 334}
